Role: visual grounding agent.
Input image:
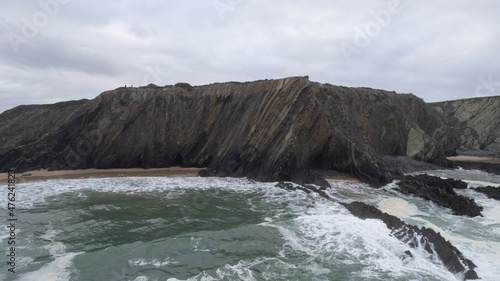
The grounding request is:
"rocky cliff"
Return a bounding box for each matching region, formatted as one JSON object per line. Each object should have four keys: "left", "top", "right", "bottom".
{"left": 0, "top": 77, "right": 457, "bottom": 186}
{"left": 431, "top": 97, "right": 500, "bottom": 152}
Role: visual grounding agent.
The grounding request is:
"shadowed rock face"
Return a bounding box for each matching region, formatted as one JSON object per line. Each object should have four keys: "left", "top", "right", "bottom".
{"left": 0, "top": 77, "right": 455, "bottom": 186}
{"left": 432, "top": 97, "right": 500, "bottom": 152}
{"left": 341, "top": 201, "right": 479, "bottom": 280}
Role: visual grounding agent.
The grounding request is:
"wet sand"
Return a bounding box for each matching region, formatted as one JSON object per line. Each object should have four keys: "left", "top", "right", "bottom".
{"left": 0, "top": 167, "right": 204, "bottom": 183}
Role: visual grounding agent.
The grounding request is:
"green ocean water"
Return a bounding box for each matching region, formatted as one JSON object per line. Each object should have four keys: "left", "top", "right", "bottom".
{"left": 1, "top": 170, "right": 499, "bottom": 281}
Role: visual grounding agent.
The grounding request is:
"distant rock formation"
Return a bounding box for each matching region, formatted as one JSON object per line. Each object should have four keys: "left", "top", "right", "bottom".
{"left": 397, "top": 175, "right": 483, "bottom": 217}
{"left": 432, "top": 97, "right": 500, "bottom": 152}
{"left": 0, "top": 76, "right": 491, "bottom": 186}
{"left": 341, "top": 201, "right": 479, "bottom": 280}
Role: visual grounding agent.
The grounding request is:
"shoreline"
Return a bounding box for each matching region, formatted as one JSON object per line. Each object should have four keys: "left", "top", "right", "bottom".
{"left": 447, "top": 156, "right": 500, "bottom": 164}
{"left": 0, "top": 167, "right": 362, "bottom": 184}
{"left": 0, "top": 167, "right": 204, "bottom": 183}
{"left": 2, "top": 158, "right": 497, "bottom": 184}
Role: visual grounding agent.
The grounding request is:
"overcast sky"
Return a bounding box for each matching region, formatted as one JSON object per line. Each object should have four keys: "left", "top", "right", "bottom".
{"left": 1, "top": 0, "right": 499, "bottom": 113}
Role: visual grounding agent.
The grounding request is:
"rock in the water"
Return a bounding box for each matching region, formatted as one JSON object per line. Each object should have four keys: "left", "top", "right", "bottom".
{"left": 473, "top": 186, "right": 500, "bottom": 201}
{"left": 397, "top": 175, "right": 483, "bottom": 217}
{"left": 341, "top": 201, "right": 479, "bottom": 280}
{"left": 403, "top": 250, "right": 413, "bottom": 260}
{"left": 405, "top": 174, "right": 468, "bottom": 189}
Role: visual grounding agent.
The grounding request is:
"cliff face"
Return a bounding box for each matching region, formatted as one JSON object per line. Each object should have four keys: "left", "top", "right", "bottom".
{"left": 431, "top": 97, "right": 500, "bottom": 152}
{"left": 0, "top": 77, "right": 455, "bottom": 186}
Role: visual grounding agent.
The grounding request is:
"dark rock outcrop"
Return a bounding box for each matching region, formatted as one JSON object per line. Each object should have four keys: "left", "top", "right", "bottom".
{"left": 0, "top": 77, "right": 456, "bottom": 186}
{"left": 341, "top": 201, "right": 479, "bottom": 280}
{"left": 406, "top": 174, "right": 469, "bottom": 189}
{"left": 473, "top": 186, "right": 500, "bottom": 201}
{"left": 396, "top": 175, "right": 483, "bottom": 217}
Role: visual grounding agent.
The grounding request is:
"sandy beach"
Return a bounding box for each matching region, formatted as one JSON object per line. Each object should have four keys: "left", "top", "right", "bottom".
{"left": 0, "top": 167, "right": 204, "bottom": 183}
{"left": 446, "top": 156, "right": 500, "bottom": 164}
{"left": 0, "top": 167, "right": 363, "bottom": 184}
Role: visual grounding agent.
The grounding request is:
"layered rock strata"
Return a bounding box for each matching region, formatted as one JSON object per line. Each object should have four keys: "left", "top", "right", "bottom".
{"left": 432, "top": 97, "right": 500, "bottom": 152}
{"left": 0, "top": 77, "right": 456, "bottom": 186}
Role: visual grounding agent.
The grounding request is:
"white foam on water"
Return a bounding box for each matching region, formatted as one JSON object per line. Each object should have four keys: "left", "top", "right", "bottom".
{"left": 16, "top": 227, "right": 83, "bottom": 281}
{"left": 129, "top": 257, "right": 178, "bottom": 267}
{"left": 381, "top": 173, "right": 500, "bottom": 280}
{"left": 182, "top": 271, "right": 217, "bottom": 281}
{"left": 378, "top": 193, "right": 500, "bottom": 280}
{"left": 326, "top": 179, "right": 387, "bottom": 201}
{"left": 378, "top": 197, "right": 424, "bottom": 218}
{"left": 0, "top": 230, "right": 9, "bottom": 243}
{"left": 273, "top": 201, "right": 458, "bottom": 280}
{"left": 215, "top": 261, "right": 257, "bottom": 281}
{"left": 380, "top": 196, "right": 498, "bottom": 246}
{"left": 269, "top": 224, "right": 316, "bottom": 256}
{"left": 190, "top": 237, "right": 211, "bottom": 252}
{"left": 422, "top": 169, "right": 500, "bottom": 186}
{"left": 464, "top": 180, "right": 500, "bottom": 187}
{"left": 7, "top": 175, "right": 500, "bottom": 280}
{"left": 482, "top": 204, "right": 500, "bottom": 226}
{"left": 15, "top": 252, "right": 81, "bottom": 281}
{"left": 187, "top": 257, "right": 283, "bottom": 281}
{"left": 11, "top": 176, "right": 284, "bottom": 210}
{"left": 16, "top": 257, "right": 35, "bottom": 266}
{"left": 423, "top": 219, "right": 500, "bottom": 253}
{"left": 460, "top": 247, "right": 500, "bottom": 281}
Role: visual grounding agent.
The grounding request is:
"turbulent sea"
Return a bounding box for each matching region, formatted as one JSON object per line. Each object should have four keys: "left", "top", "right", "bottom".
{"left": 1, "top": 169, "right": 499, "bottom": 281}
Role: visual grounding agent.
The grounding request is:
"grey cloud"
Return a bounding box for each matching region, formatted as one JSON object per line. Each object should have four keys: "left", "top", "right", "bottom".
{"left": 1, "top": 0, "right": 499, "bottom": 113}
{"left": 1, "top": 36, "right": 123, "bottom": 75}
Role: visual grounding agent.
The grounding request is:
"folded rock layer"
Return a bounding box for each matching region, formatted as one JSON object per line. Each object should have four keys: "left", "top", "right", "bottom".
{"left": 432, "top": 97, "right": 500, "bottom": 152}
{"left": 0, "top": 77, "right": 461, "bottom": 185}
